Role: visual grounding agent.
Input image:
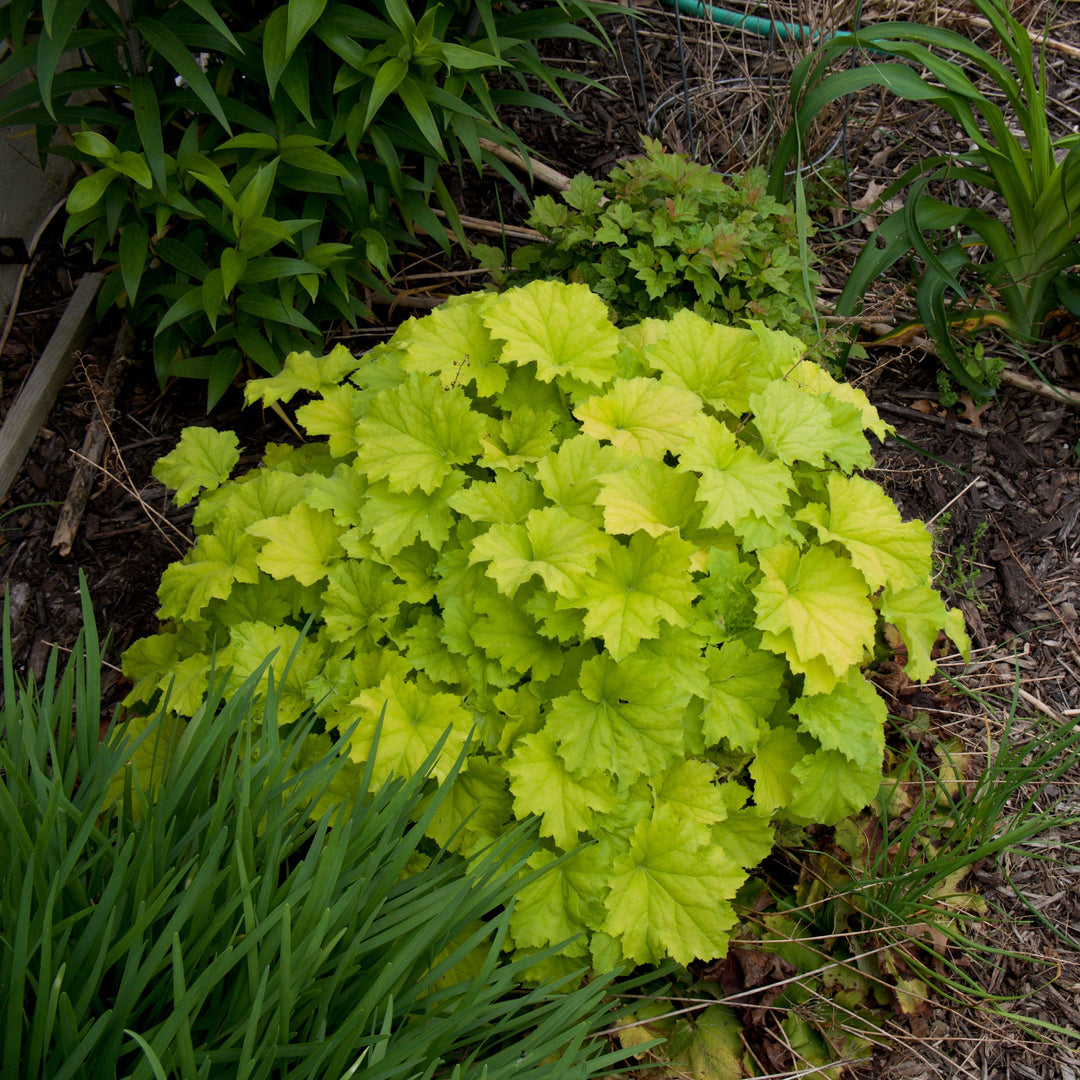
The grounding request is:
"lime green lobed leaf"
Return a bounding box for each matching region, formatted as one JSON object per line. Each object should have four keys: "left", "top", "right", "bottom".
{"left": 157, "top": 518, "right": 260, "bottom": 622}
{"left": 754, "top": 544, "right": 878, "bottom": 677}
{"left": 244, "top": 343, "right": 364, "bottom": 406}
{"left": 651, "top": 761, "right": 746, "bottom": 827}
{"left": 748, "top": 726, "right": 805, "bottom": 814}
{"left": 506, "top": 730, "right": 617, "bottom": 849}
{"left": 320, "top": 559, "right": 406, "bottom": 645}
{"left": 571, "top": 531, "right": 698, "bottom": 661}
{"left": 792, "top": 669, "right": 886, "bottom": 771}
{"left": 360, "top": 474, "right": 463, "bottom": 558}
{"left": 751, "top": 379, "right": 837, "bottom": 467}
{"left": 644, "top": 312, "right": 799, "bottom": 414}
{"left": 788, "top": 748, "right": 883, "bottom": 825}
{"left": 153, "top": 426, "right": 240, "bottom": 507}
{"left": 483, "top": 280, "right": 620, "bottom": 387}
{"left": 678, "top": 414, "right": 793, "bottom": 531}
{"left": 800, "top": 473, "right": 932, "bottom": 593}
{"left": 880, "top": 584, "right": 969, "bottom": 681}
{"left": 575, "top": 377, "right": 701, "bottom": 460}
{"left": 193, "top": 468, "right": 307, "bottom": 531}
{"left": 547, "top": 653, "right": 689, "bottom": 782}
{"left": 478, "top": 407, "right": 559, "bottom": 471}
{"left": 596, "top": 459, "right": 702, "bottom": 538}
{"left": 295, "top": 384, "right": 368, "bottom": 458}
{"left": 354, "top": 373, "right": 487, "bottom": 493}
{"left": 603, "top": 809, "right": 745, "bottom": 965}
{"left": 398, "top": 290, "right": 507, "bottom": 396}
{"left": 448, "top": 471, "right": 547, "bottom": 526}
{"left": 469, "top": 506, "right": 608, "bottom": 598}
{"left": 472, "top": 589, "right": 566, "bottom": 681}
{"left": 351, "top": 674, "right": 474, "bottom": 785}
{"left": 534, "top": 434, "right": 630, "bottom": 524}
{"left": 511, "top": 846, "right": 609, "bottom": 953}
{"left": 247, "top": 502, "right": 345, "bottom": 586}
{"left": 703, "top": 639, "right": 787, "bottom": 753}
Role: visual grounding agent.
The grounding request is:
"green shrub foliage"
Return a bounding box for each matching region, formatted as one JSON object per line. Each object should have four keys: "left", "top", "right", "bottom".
{"left": 127, "top": 282, "right": 968, "bottom": 975}
{"left": 488, "top": 139, "right": 818, "bottom": 340}
{"left": 0, "top": 0, "right": 609, "bottom": 405}
{"left": 1, "top": 587, "right": 635, "bottom": 1079}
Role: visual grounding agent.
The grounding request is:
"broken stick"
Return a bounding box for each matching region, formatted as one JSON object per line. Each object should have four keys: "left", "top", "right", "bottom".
{"left": 51, "top": 320, "right": 136, "bottom": 556}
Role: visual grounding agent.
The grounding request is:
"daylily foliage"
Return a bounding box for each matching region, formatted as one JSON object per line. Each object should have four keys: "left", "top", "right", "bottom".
{"left": 128, "top": 281, "right": 967, "bottom": 974}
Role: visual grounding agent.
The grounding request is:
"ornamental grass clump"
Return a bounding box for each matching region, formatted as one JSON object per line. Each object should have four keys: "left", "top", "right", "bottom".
{"left": 127, "top": 280, "right": 968, "bottom": 977}
{"left": 1, "top": 583, "right": 635, "bottom": 1080}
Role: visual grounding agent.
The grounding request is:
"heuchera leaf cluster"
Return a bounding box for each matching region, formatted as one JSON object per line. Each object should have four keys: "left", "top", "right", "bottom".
{"left": 126, "top": 281, "right": 967, "bottom": 976}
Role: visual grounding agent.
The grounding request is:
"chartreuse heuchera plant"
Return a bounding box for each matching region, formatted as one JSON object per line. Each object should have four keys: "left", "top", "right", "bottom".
{"left": 126, "top": 281, "right": 968, "bottom": 977}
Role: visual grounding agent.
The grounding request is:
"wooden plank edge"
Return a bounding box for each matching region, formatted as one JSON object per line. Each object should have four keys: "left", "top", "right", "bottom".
{"left": 0, "top": 272, "right": 104, "bottom": 504}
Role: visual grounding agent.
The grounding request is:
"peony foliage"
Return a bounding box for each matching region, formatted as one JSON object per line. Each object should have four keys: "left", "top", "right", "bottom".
{"left": 126, "top": 281, "right": 967, "bottom": 974}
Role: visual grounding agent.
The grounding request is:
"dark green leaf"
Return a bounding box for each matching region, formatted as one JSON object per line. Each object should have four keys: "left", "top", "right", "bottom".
{"left": 280, "top": 146, "right": 350, "bottom": 178}
{"left": 136, "top": 17, "right": 232, "bottom": 134}
{"left": 154, "top": 237, "right": 211, "bottom": 280}
{"left": 119, "top": 222, "right": 149, "bottom": 306}
{"left": 285, "top": 0, "right": 328, "bottom": 61}
{"left": 177, "top": 0, "right": 244, "bottom": 53}
{"left": 36, "top": 0, "right": 85, "bottom": 120}
{"left": 364, "top": 58, "right": 408, "bottom": 131}
{"left": 397, "top": 77, "right": 445, "bottom": 158}
{"left": 130, "top": 78, "right": 166, "bottom": 195}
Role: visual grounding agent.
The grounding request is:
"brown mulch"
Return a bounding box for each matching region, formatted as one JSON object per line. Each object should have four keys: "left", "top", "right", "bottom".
{"left": 2, "top": 0, "right": 1080, "bottom": 1076}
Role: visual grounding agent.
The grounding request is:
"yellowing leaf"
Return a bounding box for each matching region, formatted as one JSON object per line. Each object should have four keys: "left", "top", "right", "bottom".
{"left": 483, "top": 280, "right": 619, "bottom": 386}
{"left": 354, "top": 373, "right": 487, "bottom": 493}
{"left": 753, "top": 544, "right": 877, "bottom": 677}
{"left": 507, "top": 731, "right": 617, "bottom": 848}
{"left": 153, "top": 427, "right": 240, "bottom": 507}
{"left": 575, "top": 377, "right": 701, "bottom": 460}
